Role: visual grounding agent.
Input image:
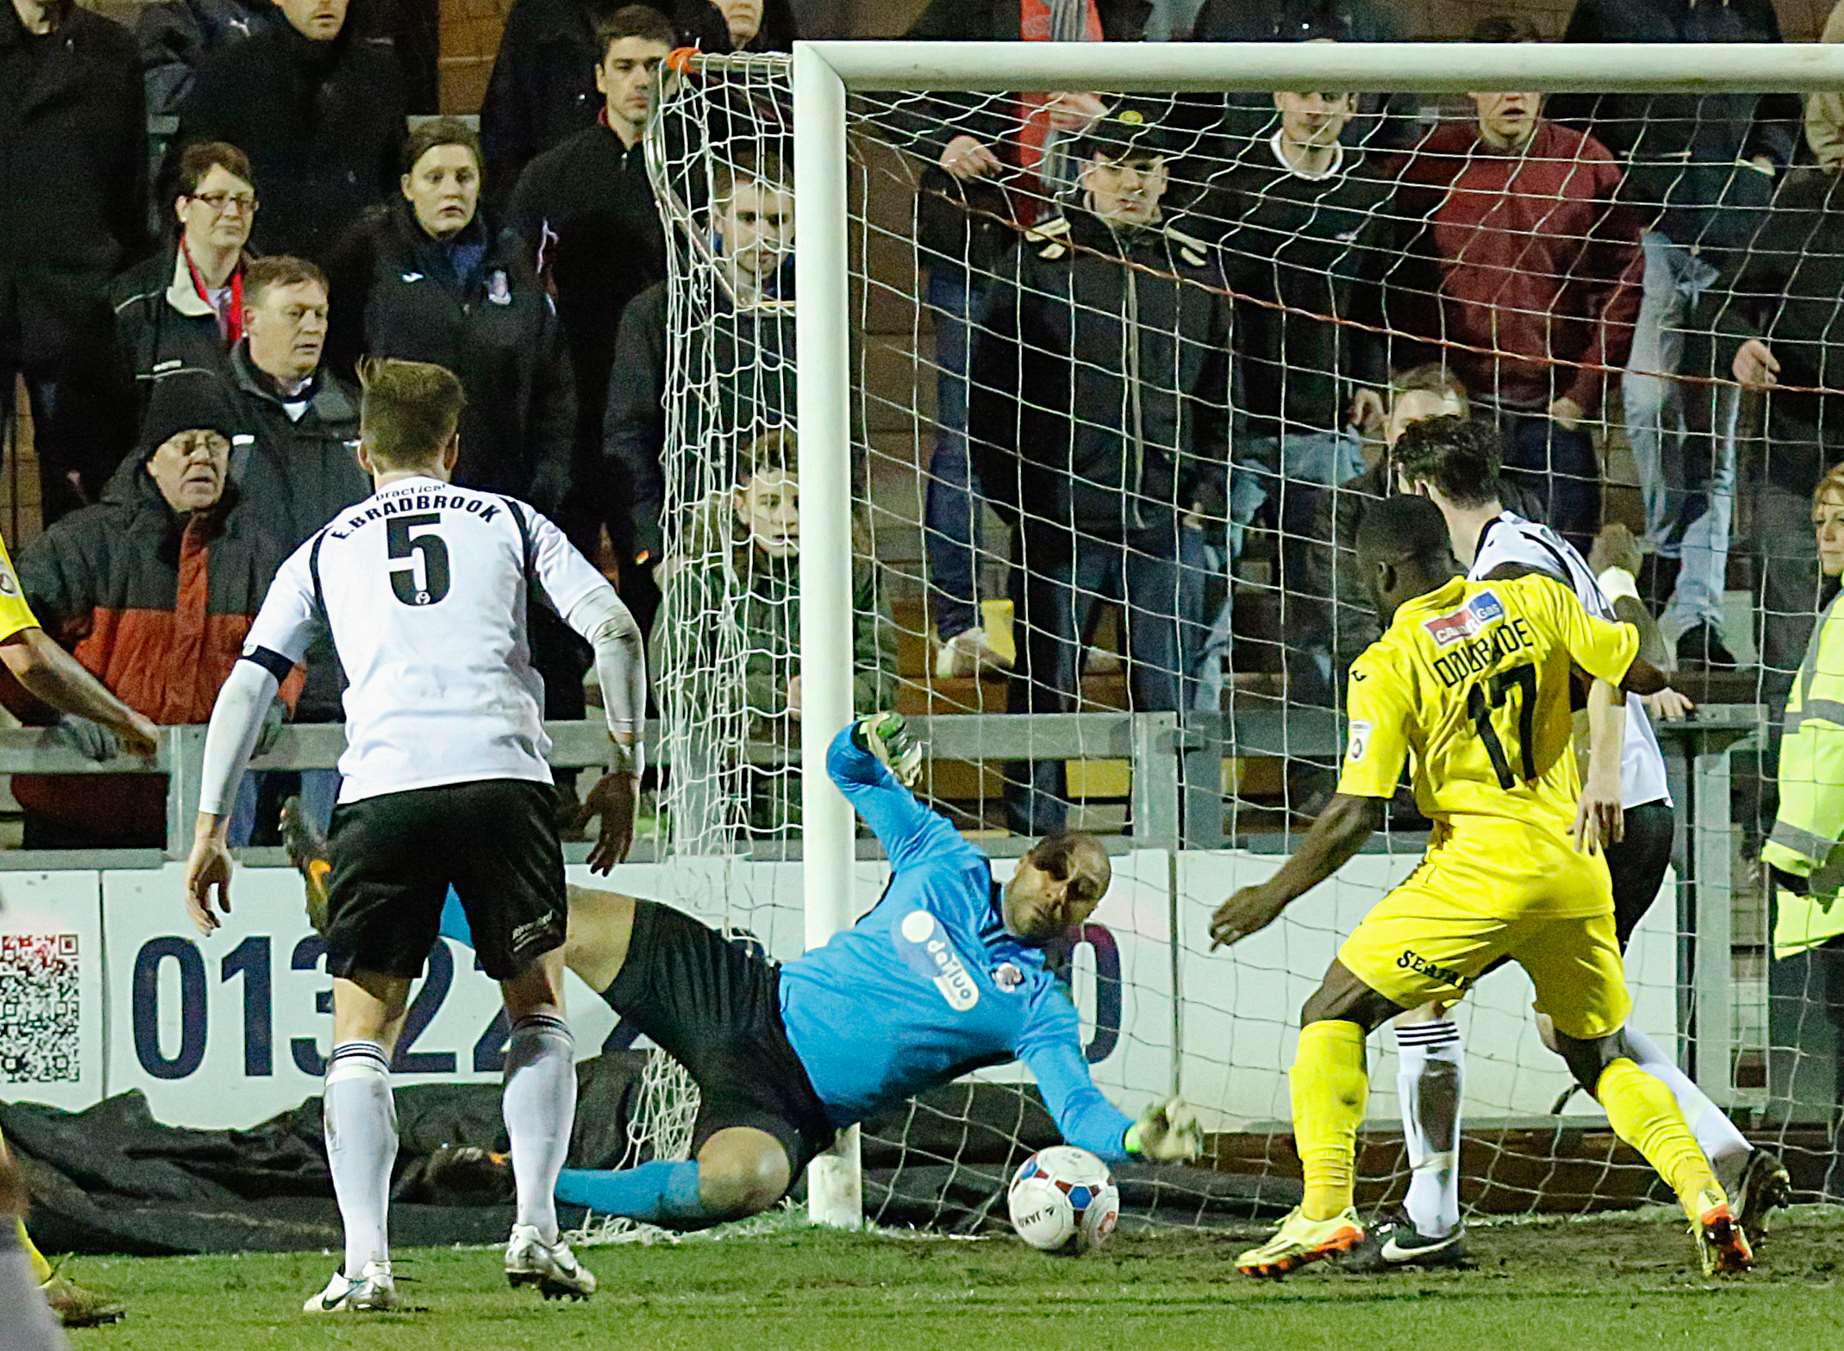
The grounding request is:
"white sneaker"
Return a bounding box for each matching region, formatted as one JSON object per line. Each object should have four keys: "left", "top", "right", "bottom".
{"left": 935, "top": 627, "right": 1011, "bottom": 678}
{"left": 304, "top": 1261, "right": 399, "bottom": 1313}
{"left": 505, "top": 1223, "right": 598, "bottom": 1300}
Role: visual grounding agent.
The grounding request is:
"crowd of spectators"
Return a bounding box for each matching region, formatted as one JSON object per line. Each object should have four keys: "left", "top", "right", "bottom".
{"left": 0, "top": 0, "right": 802, "bottom": 840}
{"left": 891, "top": 2, "right": 1842, "bottom": 731}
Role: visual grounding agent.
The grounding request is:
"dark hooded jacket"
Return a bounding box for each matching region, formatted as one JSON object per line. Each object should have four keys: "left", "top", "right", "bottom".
{"left": 0, "top": 0, "right": 149, "bottom": 385}
{"left": 327, "top": 201, "right": 575, "bottom": 516}
{"left": 968, "top": 208, "right": 1237, "bottom": 537}
{"left": 1548, "top": 0, "right": 1800, "bottom": 256}
{"left": 171, "top": 19, "right": 406, "bottom": 261}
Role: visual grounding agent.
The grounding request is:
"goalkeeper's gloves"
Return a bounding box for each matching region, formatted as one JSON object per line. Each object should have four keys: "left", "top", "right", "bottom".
{"left": 1124, "top": 1097, "right": 1203, "bottom": 1164}
{"left": 853, "top": 711, "right": 923, "bottom": 787}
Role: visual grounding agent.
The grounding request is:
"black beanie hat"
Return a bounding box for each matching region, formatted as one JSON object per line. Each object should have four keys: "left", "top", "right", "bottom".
{"left": 140, "top": 369, "right": 243, "bottom": 458}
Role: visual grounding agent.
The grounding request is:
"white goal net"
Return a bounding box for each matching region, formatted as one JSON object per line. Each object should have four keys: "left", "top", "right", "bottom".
{"left": 632, "top": 39, "right": 1844, "bottom": 1230}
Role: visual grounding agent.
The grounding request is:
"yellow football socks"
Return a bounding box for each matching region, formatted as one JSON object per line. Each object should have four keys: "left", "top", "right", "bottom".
{"left": 2, "top": 1125, "right": 51, "bottom": 1285}
{"left": 17, "top": 1217, "right": 51, "bottom": 1285}
{"left": 1291, "top": 1020, "right": 1370, "bottom": 1221}
{"left": 1596, "top": 1057, "right": 1725, "bottom": 1220}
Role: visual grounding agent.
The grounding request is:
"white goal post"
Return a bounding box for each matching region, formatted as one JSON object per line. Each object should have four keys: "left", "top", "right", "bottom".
{"left": 784, "top": 37, "right": 1844, "bottom": 1229}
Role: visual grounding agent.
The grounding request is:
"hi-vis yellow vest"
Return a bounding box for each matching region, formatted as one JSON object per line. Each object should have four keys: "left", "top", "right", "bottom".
{"left": 1764, "top": 592, "right": 1844, "bottom": 957}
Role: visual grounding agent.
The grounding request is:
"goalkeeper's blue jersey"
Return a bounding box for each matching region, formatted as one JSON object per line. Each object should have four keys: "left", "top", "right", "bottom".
{"left": 775, "top": 727, "right": 1135, "bottom": 1162}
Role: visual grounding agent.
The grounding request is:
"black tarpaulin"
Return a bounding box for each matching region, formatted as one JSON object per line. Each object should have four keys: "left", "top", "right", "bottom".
{"left": 3, "top": 1057, "right": 1292, "bottom": 1254}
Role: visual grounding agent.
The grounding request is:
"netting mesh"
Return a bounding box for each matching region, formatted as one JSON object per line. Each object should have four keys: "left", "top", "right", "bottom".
{"left": 632, "top": 48, "right": 1844, "bottom": 1227}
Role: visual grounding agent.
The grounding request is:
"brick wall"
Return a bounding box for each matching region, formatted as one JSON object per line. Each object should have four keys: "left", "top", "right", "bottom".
{"left": 440, "top": 0, "right": 514, "bottom": 112}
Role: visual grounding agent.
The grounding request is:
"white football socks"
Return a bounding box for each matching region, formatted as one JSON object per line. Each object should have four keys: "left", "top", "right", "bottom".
{"left": 1396, "top": 1019, "right": 1465, "bottom": 1238}
{"left": 325, "top": 1041, "right": 397, "bottom": 1279}
{"left": 504, "top": 1013, "right": 577, "bottom": 1244}
{"left": 1617, "top": 1025, "right": 1753, "bottom": 1174}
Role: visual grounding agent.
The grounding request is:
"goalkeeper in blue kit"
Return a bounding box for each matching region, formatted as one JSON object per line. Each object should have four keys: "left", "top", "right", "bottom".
{"left": 301, "top": 716, "right": 1201, "bottom": 1224}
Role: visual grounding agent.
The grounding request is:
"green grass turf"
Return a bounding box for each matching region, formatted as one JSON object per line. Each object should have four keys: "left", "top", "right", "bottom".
{"left": 58, "top": 1208, "right": 1844, "bottom": 1351}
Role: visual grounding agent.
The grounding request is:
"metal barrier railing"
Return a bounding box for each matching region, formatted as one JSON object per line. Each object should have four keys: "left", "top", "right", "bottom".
{"left": 0, "top": 706, "right": 1759, "bottom": 854}
{"left": 0, "top": 706, "right": 1768, "bottom": 1106}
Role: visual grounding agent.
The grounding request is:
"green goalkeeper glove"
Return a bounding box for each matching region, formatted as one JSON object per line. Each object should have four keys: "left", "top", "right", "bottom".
{"left": 853, "top": 711, "right": 923, "bottom": 787}
{"left": 1124, "top": 1097, "right": 1203, "bottom": 1164}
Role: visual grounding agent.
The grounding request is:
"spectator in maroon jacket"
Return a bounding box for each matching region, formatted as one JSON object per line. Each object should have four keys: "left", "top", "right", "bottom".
{"left": 1385, "top": 16, "right": 1642, "bottom": 553}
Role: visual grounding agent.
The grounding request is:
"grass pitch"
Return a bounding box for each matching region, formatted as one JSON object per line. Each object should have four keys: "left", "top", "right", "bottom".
{"left": 59, "top": 1208, "right": 1844, "bottom": 1351}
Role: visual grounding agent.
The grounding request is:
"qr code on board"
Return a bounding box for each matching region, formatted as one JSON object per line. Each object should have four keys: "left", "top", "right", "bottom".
{"left": 0, "top": 933, "right": 80, "bottom": 1084}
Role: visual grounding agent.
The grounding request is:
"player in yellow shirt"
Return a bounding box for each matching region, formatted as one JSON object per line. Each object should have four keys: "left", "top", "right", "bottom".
{"left": 0, "top": 529, "right": 158, "bottom": 1327}
{"left": 1210, "top": 496, "right": 1752, "bottom": 1280}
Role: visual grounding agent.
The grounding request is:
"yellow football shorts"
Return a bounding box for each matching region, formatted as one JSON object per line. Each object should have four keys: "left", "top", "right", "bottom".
{"left": 1335, "top": 824, "right": 1632, "bottom": 1040}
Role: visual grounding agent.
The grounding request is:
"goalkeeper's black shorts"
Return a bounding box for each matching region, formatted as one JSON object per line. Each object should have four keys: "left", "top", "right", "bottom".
{"left": 606, "top": 900, "right": 838, "bottom": 1187}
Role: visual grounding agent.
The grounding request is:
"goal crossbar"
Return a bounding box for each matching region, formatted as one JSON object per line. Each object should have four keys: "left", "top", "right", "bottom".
{"left": 793, "top": 39, "right": 1844, "bottom": 94}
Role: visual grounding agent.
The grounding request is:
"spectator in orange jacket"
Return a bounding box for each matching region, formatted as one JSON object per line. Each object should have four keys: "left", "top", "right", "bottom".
{"left": 8, "top": 371, "right": 298, "bottom": 848}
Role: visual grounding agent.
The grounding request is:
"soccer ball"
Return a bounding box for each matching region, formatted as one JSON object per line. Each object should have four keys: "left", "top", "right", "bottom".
{"left": 1007, "top": 1146, "right": 1120, "bottom": 1253}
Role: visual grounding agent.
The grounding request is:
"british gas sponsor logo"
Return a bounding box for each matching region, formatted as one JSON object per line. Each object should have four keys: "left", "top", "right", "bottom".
{"left": 898, "top": 910, "right": 980, "bottom": 1012}
{"left": 1422, "top": 590, "right": 1503, "bottom": 648}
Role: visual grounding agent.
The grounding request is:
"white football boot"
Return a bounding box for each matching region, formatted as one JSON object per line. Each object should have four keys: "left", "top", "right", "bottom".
{"left": 505, "top": 1223, "right": 598, "bottom": 1300}
{"left": 304, "top": 1260, "right": 400, "bottom": 1313}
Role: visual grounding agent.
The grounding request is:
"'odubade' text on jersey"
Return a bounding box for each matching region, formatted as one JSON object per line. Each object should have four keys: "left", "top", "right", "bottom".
{"left": 1335, "top": 573, "right": 1638, "bottom": 841}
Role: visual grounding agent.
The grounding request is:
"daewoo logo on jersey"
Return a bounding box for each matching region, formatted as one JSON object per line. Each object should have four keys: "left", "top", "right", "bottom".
{"left": 896, "top": 910, "right": 980, "bottom": 1012}
{"left": 1422, "top": 590, "right": 1504, "bottom": 648}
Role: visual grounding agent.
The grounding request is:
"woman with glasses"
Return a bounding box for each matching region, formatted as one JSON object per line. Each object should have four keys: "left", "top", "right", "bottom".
{"left": 110, "top": 140, "right": 257, "bottom": 424}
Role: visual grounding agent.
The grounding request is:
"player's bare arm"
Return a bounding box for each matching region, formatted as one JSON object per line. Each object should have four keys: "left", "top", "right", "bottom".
{"left": 1575, "top": 678, "right": 1627, "bottom": 856}
{"left": 557, "top": 551, "right": 648, "bottom": 873}
{"left": 0, "top": 627, "right": 159, "bottom": 757}
{"left": 1619, "top": 653, "right": 1671, "bottom": 698}
{"left": 1209, "top": 793, "right": 1383, "bottom": 949}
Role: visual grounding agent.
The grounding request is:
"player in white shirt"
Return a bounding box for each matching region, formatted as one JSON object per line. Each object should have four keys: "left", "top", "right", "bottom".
{"left": 182, "top": 359, "right": 647, "bottom": 1312}
{"left": 1355, "top": 416, "right": 1786, "bottom": 1267}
